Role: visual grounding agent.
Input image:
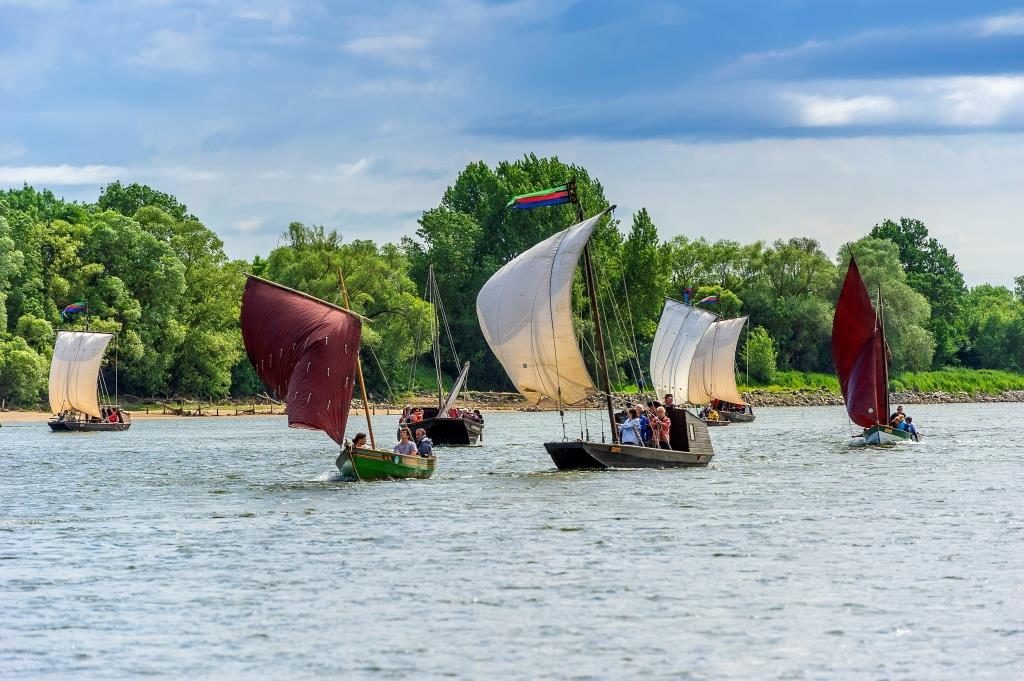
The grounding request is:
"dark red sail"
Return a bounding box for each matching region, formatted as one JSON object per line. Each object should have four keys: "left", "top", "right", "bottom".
{"left": 831, "top": 258, "right": 887, "bottom": 428}
{"left": 241, "top": 276, "right": 361, "bottom": 446}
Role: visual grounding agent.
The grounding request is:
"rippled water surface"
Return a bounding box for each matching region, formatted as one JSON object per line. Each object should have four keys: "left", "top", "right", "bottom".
{"left": 2, "top": 404, "right": 1022, "bottom": 680}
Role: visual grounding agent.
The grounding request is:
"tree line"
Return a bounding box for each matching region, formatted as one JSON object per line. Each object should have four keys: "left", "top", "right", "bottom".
{"left": 1, "top": 156, "right": 1022, "bottom": 407}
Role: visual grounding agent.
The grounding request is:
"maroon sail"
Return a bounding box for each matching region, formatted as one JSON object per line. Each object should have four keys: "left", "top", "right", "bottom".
{"left": 240, "top": 276, "right": 361, "bottom": 446}
{"left": 831, "top": 257, "right": 888, "bottom": 428}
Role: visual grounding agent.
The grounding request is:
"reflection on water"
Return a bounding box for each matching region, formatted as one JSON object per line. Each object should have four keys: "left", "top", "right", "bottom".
{"left": 2, "top": 404, "right": 1022, "bottom": 680}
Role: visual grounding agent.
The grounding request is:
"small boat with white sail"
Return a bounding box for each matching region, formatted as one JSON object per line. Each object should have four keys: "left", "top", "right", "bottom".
{"left": 477, "top": 189, "right": 714, "bottom": 470}
{"left": 401, "top": 265, "right": 483, "bottom": 446}
{"left": 48, "top": 330, "right": 131, "bottom": 432}
{"left": 649, "top": 298, "right": 753, "bottom": 426}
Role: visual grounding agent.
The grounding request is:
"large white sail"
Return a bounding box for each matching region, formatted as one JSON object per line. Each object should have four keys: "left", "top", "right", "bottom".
{"left": 476, "top": 209, "right": 610, "bottom": 406}
{"left": 48, "top": 331, "right": 112, "bottom": 418}
{"left": 688, "top": 317, "right": 748, "bottom": 406}
{"left": 650, "top": 299, "right": 717, "bottom": 402}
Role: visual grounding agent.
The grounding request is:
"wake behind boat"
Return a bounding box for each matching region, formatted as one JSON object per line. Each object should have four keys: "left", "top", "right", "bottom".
{"left": 832, "top": 256, "right": 912, "bottom": 445}
{"left": 48, "top": 330, "right": 131, "bottom": 432}
{"left": 477, "top": 184, "right": 714, "bottom": 470}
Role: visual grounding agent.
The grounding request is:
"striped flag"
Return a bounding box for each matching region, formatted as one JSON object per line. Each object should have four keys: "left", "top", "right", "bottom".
{"left": 506, "top": 184, "right": 571, "bottom": 210}
{"left": 61, "top": 302, "right": 87, "bottom": 318}
{"left": 698, "top": 295, "right": 719, "bottom": 304}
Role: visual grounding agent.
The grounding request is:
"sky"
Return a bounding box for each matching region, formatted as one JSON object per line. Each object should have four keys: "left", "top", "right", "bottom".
{"left": 1, "top": 0, "right": 1023, "bottom": 287}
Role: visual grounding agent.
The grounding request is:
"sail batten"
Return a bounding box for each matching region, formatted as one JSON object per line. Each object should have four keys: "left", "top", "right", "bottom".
{"left": 48, "top": 331, "right": 113, "bottom": 418}
{"left": 832, "top": 258, "right": 887, "bottom": 428}
{"left": 241, "top": 276, "right": 361, "bottom": 446}
{"left": 477, "top": 210, "right": 610, "bottom": 406}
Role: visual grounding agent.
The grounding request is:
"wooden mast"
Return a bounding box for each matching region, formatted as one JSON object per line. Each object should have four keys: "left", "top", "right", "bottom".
{"left": 569, "top": 180, "right": 618, "bottom": 443}
{"left": 877, "top": 284, "right": 890, "bottom": 426}
{"left": 338, "top": 268, "right": 376, "bottom": 452}
{"left": 429, "top": 265, "right": 444, "bottom": 412}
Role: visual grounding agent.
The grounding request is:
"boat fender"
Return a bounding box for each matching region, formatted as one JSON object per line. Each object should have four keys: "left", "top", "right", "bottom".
{"left": 393, "top": 455, "right": 401, "bottom": 464}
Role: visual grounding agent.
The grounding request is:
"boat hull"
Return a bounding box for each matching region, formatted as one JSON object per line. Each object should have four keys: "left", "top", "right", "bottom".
{"left": 863, "top": 424, "right": 913, "bottom": 445}
{"left": 48, "top": 418, "right": 131, "bottom": 432}
{"left": 403, "top": 408, "right": 483, "bottom": 446}
{"left": 583, "top": 442, "right": 712, "bottom": 468}
{"left": 336, "top": 446, "right": 436, "bottom": 481}
{"left": 719, "top": 411, "right": 755, "bottom": 423}
{"left": 702, "top": 419, "right": 731, "bottom": 427}
{"left": 546, "top": 409, "right": 714, "bottom": 470}
{"left": 544, "top": 441, "right": 606, "bottom": 470}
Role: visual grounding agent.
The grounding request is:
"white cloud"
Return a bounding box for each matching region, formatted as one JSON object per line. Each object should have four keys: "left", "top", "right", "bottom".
{"left": 789, "top": 94, "right": 897, "bottom": 126}
{"left": 0, "top": 164, "right": 124, "bottom": 185}
{"left": 940, "top": 76, "right": 1024, "bottom": 125}
{"left": 232, "top": 217, "right": 265, "bottom": 232}
{"left": 133, "top": 29, "right": 211, "bottom": 73}
{"left": 977, "top": 11, "right": 1024, "bottom": 36}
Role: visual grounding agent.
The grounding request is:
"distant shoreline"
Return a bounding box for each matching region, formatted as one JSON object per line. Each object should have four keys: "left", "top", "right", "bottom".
{"left": 4, "top": 388, "right": 1024, "bottom": 424}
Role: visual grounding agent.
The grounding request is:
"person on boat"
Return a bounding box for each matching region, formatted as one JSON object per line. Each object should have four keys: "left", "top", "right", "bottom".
{"left": 399, "top": 405, "right": 412, "bottom": 427}
{"left": 892, "top": 413, "right": 906, "bottom": 430}
{"left": 618, "top": 408, "right": 643, "bottom": 445}
{"left": 108, "top": 409, "right": 120, "bottom": 423}
{"left": 638, "top": 407, "right": 653, "bottom": 447}
{"left": 663, "top": 394, "right": 675, "bottom": 408}
{"left": 903, "top": 417, "right": 919, "bottom": 441}
{"left": 394, "top": 428, "right": 418, "bottom": 457}
{"left": 414, "top": 428, "right": 434, "bottom": 457}
{"left": 473, "top": 409, "right": 484, "bottom": 423}
{"left": 653, "top": 406, "right": 671, "bottom": 449}
{"left": 707, "top": 408, "right": 720, "bottom": 422}
{"left": 447, "top": 406, "right": 459, "bottom": 418}
{"left": 411, "top": 408, "right": 424, "bottom": 424}
{"left": 889, "top": 405, "right": 904, "bottom": 426}
{"left": 351, "top": 432, "right": 367, "bottom": 449}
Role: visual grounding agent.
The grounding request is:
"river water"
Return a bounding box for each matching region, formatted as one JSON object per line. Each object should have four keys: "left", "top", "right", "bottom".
{"left": 1, "top": 404, "right": 1021, "bottom": 680}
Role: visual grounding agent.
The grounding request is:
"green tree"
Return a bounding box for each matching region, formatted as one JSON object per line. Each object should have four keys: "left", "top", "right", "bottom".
{"left": 869, "top": 218, "right": 966, "bottom": 366}
{"left": 0, "top": 336, "right": 48, "bottom": 406}
{"left": 741, "top": 326, "right": 777, "bottom": 384}
{"left": 839, "top": 239, "right": 935, "bottom": 371}
{"left": 96, "top": 181, "right": 194, "bottom": 222}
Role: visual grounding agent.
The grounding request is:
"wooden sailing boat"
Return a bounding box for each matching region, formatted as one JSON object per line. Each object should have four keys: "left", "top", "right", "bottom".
{"left": 403, "top": 265, "right": 483, "bottom": 446}
{"left": 477, "top": 193, "right": 714, "bottom": 470}
{"left": 48, "top": 330, "right": 131, "bottom": 432}
{"left": 239, "top": 275, "right": 435, "bottom": 480}
{"left": 832, "top": 257, "right": 911, "bottom": 445}
{"left": 649, "top": 299, "right": 754, "bottom": 425}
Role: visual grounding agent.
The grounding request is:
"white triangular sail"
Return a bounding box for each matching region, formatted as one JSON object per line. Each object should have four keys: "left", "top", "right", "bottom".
{"left": 650, "top": 299, "right": 717, "bottom": 402}
{"left": 440, "top": 361, "right": 470, "bottom": 416}
{"left": 688, "top": 317, "right": 748, "bottom": 406}
{"left": 48, "top": 331, "right": 112, "bottom": 418}
{"left": 476, "top": 210, "right": 610, "bottom": 406}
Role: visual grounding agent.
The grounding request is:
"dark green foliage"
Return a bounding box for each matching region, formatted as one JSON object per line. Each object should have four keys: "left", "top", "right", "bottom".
{"left": 869, "top": 218, "right": 967, "bottom": 366}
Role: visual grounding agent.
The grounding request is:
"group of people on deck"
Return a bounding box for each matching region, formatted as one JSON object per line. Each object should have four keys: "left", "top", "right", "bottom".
{"left": 399, "top": 405, "right": 484, "bottom": 427}
{"left": 888, "top": 404, "right": 919, "bottom": 441}
{"left": 350, "top": 428, "right": 435, "bottom": 458}
{"left": 617, "top": 394, "right": 677, "bottom": 450}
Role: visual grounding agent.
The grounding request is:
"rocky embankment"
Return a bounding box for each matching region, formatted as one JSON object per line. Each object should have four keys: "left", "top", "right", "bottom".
{"left": 742, "top": 388, "right": 1024, "bottom": 407}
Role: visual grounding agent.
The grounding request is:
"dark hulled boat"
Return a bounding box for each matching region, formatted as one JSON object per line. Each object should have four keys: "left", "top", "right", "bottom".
{"left": 47, "top": 330, "right": 131, "bottom": 432}
{"left": 405, "top": 266, "right": 484, "bottom": 446}
{"left": 476, "top": 198, "right": 714, "bottom": 470}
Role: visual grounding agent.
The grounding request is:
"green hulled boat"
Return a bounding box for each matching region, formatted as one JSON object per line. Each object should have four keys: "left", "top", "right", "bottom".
{"left": 336, "top": 446, "right": 436, "bottom": 481}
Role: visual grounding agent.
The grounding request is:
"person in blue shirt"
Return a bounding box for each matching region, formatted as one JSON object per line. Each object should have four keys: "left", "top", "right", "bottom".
{"left": 639, "top": 406, "right": 653, "bottom": 446}
{"left": 902, "top": 416, "right": 919, "bottom": 441}
{"left": 618, "top": 408, "right": 643, "bottom": 445}
{"left": 414, "top": 427, "right": 434, "bottom": 457}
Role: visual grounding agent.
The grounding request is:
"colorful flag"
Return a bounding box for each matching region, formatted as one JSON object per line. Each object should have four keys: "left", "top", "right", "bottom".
{"left": 61, "top": 302, "right": 87, "bottom": 319}
{"left": 506, "top": 184, "right": 571, "bottom": 210}
{"left": 698, "top": 295, "right": 719, "bottom": 305}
